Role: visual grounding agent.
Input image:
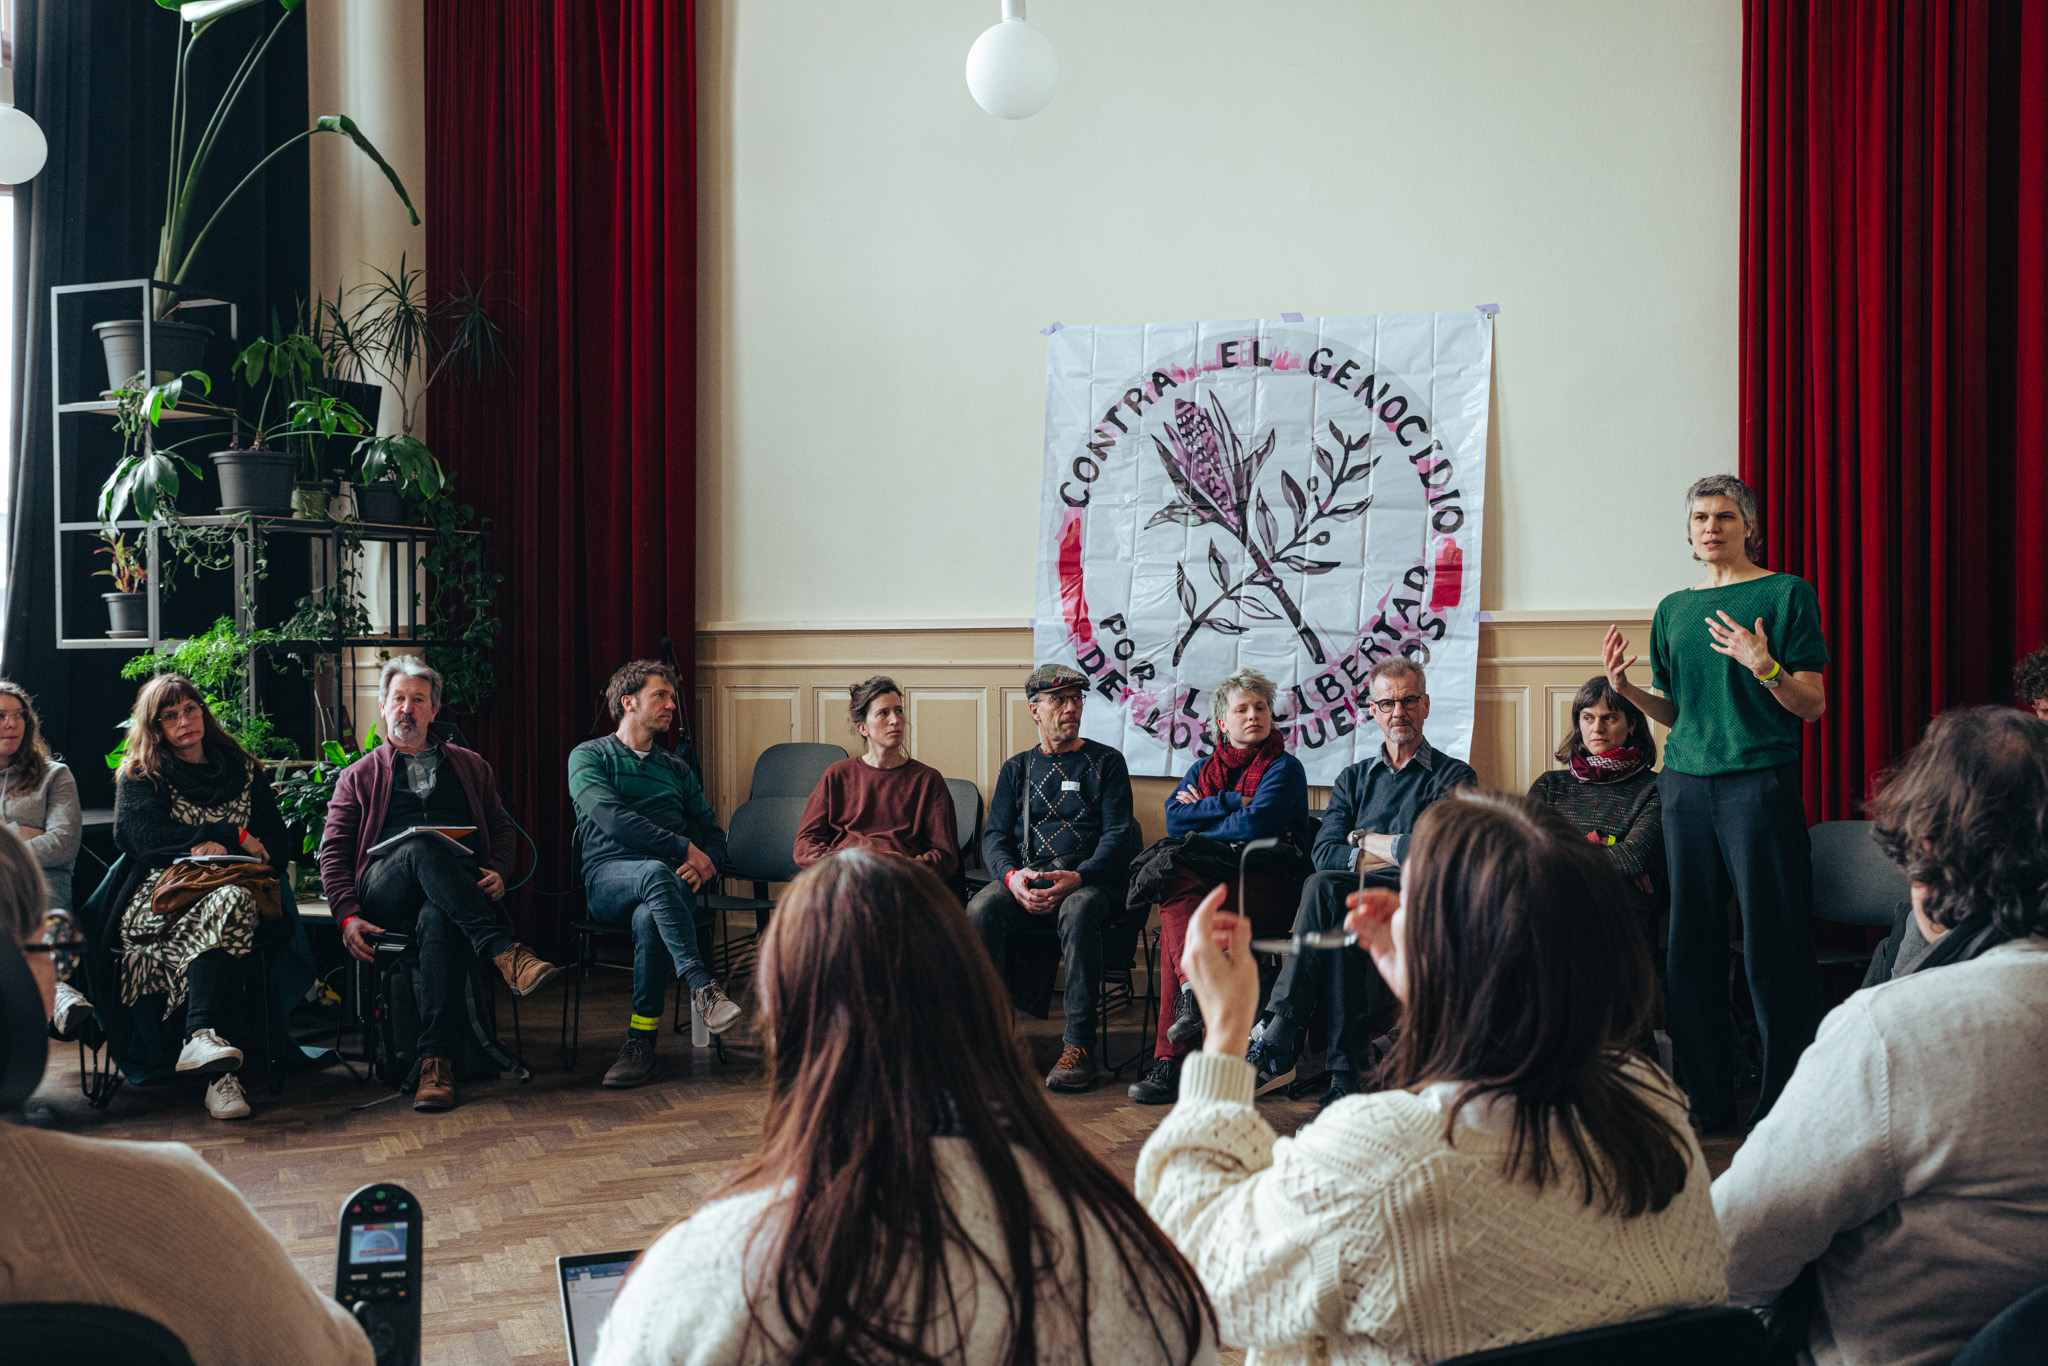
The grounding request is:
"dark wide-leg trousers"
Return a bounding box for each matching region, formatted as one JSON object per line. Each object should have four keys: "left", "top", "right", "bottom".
{"left": 1262, "top": 868, "right": 1399, "bottom": 1074}
{"left": 1659, "top": 762, "right": 1822, "bottom": 1128}
{"left": 966, "top": 880, "right": 1116, "bottom": 1050}
{"left": 360, "top": 839, "right": 514, "bottom": 1059}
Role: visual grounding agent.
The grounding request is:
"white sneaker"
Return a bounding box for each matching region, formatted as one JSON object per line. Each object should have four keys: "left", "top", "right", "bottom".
{"left": 50, "top": 981, "right": 95, "bottom": 1040}
{"left": 176, "top": 1028, "right": 244, "bottom": 1075}
{"left": 204, "top": 1073, "right": 251, "bottom": 1120}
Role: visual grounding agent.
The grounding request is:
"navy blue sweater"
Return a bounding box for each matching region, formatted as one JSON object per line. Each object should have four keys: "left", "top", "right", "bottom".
{"left": 982, "top": 739, "right": 1141, "bottom": 888}
{"left": 1311, "top": 738, "right": 1478, "bottom": 872}
{"left": 1166, "top": 750, "right": 1314, "bottom": 849}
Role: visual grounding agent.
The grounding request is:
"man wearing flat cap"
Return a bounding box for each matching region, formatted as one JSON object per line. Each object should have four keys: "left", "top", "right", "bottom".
{"left": 968, "top": 664, "right": 1141, "bottom": 1091}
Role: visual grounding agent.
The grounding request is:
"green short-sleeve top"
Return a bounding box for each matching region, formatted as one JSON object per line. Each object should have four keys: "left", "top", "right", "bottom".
{"left": 1650, "top": 572, "right": 1829, "bottom": 776}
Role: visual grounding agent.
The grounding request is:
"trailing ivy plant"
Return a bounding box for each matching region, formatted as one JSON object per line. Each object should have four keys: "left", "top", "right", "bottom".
{"left": 420, "top": 499, "right": 501, "bottom": 710}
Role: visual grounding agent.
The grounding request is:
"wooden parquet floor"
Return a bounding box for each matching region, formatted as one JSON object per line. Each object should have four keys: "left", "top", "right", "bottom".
{"left": 22, "top": 968, "right": 1740, "bottom": 1366}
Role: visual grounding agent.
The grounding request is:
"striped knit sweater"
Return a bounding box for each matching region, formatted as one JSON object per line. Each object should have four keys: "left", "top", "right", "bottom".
{"left": 568, "top": 736, "right": 728, "bottom": 874}
{"left": 1525, "top": 767, "right": 1662, "bottom": 881}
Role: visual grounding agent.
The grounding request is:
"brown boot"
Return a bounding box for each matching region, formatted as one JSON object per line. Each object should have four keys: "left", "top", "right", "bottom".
{"left": 492, "top": 943, "right": 563, "bottom": 997}
{"left": 414, "top": 1056, "right": 456, "bottom": 1111}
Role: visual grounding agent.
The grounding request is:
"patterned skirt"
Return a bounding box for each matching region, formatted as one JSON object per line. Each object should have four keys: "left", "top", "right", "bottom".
{"left": 117, "top": 866, "right": 259, "bottom": 1008}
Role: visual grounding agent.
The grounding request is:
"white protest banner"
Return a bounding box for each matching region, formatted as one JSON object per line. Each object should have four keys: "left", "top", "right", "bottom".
{"left": 1033, "top": 312, "right": 1493, "bottom": 784}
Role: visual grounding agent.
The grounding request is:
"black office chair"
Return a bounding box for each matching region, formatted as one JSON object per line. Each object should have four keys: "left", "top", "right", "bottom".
{"left": 0, "top": 1304, "right": 195, "bottom": 1366}
{"left": 1808, "top": 820, "right": 1910, "bottom": 973}
{"left": 1436, "top": 1305, "right": 1766, "bottom": 1365}
{"left": 1953, "top": 1281, "right": 2048, "bottom": 1366}
{"left": 946, "top": 777, "right": 985, "bottom": 900}
{"left": 698, "top": 742, "right": 847, "bottom": 968}
{"left": 558, "top": 841, "right": 724, "bottom": 1070}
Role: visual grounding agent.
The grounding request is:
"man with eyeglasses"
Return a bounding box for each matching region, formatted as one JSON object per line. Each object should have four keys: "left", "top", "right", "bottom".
{"left": 1248, "top": 655, "right": 1477, "bottom": 1108}
{"left": 967, "top": 664, "right": 1141, "bottom": 1091}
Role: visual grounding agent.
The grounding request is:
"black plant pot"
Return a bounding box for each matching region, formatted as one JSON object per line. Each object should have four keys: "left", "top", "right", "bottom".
{"left": 103, "top": 592, "right": 148, "bottom": 638}
{"left": 92, "top": 318, "right": 213, "bottom": 391}
{"left": 211, "top": 450, "right": 298, "bottom": 514}
{"left": 353, "top": 481, "right": 409, "bottom": 525}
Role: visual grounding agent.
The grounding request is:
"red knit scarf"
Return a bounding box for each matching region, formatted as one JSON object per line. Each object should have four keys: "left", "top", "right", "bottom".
{"left": 1196, "top": 728, "right": 1288, "bottom": 801}
{"left": 1568, "top": 744, "right": 1647, "bottom": 785}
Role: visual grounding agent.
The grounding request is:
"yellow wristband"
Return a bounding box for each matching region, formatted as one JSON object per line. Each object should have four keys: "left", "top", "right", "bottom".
{"left": 1755, "top": 660, "right": 1783, "bottom": 682}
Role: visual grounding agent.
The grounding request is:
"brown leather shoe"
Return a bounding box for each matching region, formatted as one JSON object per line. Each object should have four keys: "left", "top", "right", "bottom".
{"left": 414, "top": 1056, "right": 456, "bottom": 1111}
{"left": 492, "top": 943, "right": 563, "bottom": 997}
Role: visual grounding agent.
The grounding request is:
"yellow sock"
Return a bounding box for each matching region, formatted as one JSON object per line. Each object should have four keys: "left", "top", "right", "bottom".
{"left": 629, "top": 1014, "right": 660, "bottom": 1035}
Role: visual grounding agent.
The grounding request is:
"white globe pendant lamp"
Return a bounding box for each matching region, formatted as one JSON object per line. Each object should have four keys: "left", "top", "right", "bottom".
{"left": 0, "top": 1, "right": 45, "bottom": 184}
{"left": 965, "top": 0, "right": 1058, "bottom": 120}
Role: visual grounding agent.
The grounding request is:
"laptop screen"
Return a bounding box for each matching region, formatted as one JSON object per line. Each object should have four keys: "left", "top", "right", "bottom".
{"left": 559, "top": 1251, "right": 641, "bottom": 1366}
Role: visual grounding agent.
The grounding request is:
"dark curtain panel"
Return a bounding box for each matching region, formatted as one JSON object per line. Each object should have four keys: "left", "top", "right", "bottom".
{"left": 1740, "top": 0, "right": 2048, "bottom": 820}
{"left": 424, "top": 1, "right": 698, "bottom": 945}
{"left": 1, "top": 0, "right": 309, "bottom": 807}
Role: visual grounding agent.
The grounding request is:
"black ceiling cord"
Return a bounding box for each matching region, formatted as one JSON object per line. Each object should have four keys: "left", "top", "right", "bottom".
{"left": 657, "top": 636, "right": 706, "bottom": 787}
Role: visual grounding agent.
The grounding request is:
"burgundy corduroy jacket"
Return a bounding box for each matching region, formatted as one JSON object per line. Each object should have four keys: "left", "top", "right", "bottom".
{"left": 319, "top": 741, "right": 517, "bottom": 925}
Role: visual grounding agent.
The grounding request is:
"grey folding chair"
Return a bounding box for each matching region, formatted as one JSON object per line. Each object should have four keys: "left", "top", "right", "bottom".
{"left": 699, "top": 742, "right": 849, "bottom": 972}
{"left": 1808, "top": 820, "right": 1910, "bottom": 974}
{"left": 947, "top": 777, "right": 987, "bottom": 898}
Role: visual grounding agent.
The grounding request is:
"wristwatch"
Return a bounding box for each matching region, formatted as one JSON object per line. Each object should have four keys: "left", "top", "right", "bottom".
{"left": 1755, "top": 659, "right": 1784, "bottom": 690}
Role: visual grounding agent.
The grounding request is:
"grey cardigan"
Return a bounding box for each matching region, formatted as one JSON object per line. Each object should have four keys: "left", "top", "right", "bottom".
{"left": 2, "top": 760, "right": 81, "bottom": 911}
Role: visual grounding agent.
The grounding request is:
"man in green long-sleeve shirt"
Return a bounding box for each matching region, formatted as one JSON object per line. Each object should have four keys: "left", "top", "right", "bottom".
{"left": 568, "top": 660, "right": 735, "bottom": 1088}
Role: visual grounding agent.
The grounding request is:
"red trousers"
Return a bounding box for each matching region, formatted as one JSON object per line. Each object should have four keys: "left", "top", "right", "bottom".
{"left": 1153, "top": 867, "right": 1298, "bottom": 1061}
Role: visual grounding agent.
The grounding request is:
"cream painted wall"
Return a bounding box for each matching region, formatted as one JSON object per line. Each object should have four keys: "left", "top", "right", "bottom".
{"left": 306, "top": 0, "right": 429, "bottom": 724}
{"left": 697, "top": 0, "right": 1741, "bottom": 625}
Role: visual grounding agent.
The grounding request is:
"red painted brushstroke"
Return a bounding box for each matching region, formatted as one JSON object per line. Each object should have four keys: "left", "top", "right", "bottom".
{"left": 1428, "top": 536, "right": 1464, "bottom": 611}
{"left": 1059, "top": 508, "right": 1093, "bottom": 643}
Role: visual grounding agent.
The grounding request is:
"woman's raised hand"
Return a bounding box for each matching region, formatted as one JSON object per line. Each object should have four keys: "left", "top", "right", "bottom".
{"left": 1602, "top": 625, "right": 1638, "bottom": 691}
{"left": 1180, "top": 884, "right": 1260, "bottom": 1056}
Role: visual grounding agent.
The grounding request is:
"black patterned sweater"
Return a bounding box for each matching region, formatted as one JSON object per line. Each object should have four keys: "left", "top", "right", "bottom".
{"left": 1525, "top": 767, "right": 1663, "bottom": 882}
{"left": 981, "top": 739, "right": 1141, "bottom": 888}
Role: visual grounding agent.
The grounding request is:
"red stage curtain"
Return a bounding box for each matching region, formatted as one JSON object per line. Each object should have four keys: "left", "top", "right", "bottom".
{"left": 1740, "top": 0, "right": 2048, "bottom": 820}
{"left": 424, "top": 1, "right": 697, "bottom": 942}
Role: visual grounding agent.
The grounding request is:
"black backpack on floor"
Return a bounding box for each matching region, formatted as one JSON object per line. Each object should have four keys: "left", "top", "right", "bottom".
{"left": 368, "top": 940, "right": 530, "bottom": 1089}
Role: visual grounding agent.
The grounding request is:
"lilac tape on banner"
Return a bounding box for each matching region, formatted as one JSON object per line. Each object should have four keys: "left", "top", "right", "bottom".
{"left": 1476, "top": 303, "right": 1501, "bottom": 316}
{"left": 1040, "top": 321, "right": 1065, "bottom": 335}
{"left": 1280, "top": 311, "right": 1304, "bottom": 323}
{"left": 1476, "top": 611, "right": 1494, "bottom": 622}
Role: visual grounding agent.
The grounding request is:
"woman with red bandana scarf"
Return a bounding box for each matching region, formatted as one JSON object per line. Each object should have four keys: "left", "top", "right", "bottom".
{"left": 1527, "top": 675, "right": 1664, "bottom": 905}
{"left": 1127, "top": 668, "right": 1311, "bottom": 1106}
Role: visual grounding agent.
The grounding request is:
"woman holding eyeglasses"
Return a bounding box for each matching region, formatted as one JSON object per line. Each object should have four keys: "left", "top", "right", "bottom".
{"left": 0, "top": 680, "right": 85, "bottom": 1033}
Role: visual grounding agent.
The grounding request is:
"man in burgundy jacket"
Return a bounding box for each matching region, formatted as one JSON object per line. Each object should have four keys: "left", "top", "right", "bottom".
{"left": 321, "top": 657, "right": 560, "bottom": 1110}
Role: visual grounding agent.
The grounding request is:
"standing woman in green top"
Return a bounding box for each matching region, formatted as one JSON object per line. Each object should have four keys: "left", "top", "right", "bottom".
{"left": 1602, "top": 474, "right": 1829, "bottom": 1132}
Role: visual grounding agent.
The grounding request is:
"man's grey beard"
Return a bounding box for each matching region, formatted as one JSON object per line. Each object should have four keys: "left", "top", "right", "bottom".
{"left": 391, "top": 716, "right": 423, "bottom": 740}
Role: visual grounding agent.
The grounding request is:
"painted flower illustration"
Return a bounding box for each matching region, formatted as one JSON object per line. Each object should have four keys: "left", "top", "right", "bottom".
{"left": 1147, "top": 395, "right": 1378, "bottom": 665}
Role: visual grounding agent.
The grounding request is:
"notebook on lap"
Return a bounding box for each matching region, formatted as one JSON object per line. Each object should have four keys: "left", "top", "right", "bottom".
{"left": 559, "top": 1249, "right": 642, "bottom": 1365}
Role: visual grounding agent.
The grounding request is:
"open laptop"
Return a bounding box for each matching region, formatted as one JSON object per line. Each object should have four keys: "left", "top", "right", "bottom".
{"left": 558, "top": 1249, "right": 643, "bottom": 1365}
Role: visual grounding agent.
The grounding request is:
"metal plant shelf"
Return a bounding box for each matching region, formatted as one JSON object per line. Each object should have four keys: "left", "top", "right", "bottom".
{"left": 51, "top": 277, "right": 481, "bottom": 744}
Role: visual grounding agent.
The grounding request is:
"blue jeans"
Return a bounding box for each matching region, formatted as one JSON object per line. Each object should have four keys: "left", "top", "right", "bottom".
{"left": 583, "top": 858, "right": 713, "bottom": 1018}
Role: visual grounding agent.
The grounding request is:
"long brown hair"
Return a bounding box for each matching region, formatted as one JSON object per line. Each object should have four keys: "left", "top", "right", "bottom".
{"left": 1381, "top": 791, "right": 1692, "bottom": 1216}
{"left": 0, "top": 680, "right": 53, "bottom": 788}
{"left": 120, "top": 675, "right": 249, "bottom": 781}
{"left": 724, "top": 849, "right": 1211, "bottom": 1365}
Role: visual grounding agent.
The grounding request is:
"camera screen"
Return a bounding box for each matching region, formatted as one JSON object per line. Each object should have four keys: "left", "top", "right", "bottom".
{"left": 350, "top": 1223, "right": 409, "bottom": 1264}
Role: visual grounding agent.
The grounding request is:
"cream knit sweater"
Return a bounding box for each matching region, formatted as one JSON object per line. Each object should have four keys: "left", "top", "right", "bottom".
{"left": 595, "top": 1137, "right": 1219, "bottom": 1366}
{"left": 0, "top": 1124, "right": 371, "bottom": 1366}
{"left": 1136, "top": 1053, "right": 1728, "bottom": 1364}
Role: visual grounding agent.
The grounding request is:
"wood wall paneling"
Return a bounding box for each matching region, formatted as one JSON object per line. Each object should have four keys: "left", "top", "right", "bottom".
{"left": 694, "top": 620, "right": 1648, "bottom": 821}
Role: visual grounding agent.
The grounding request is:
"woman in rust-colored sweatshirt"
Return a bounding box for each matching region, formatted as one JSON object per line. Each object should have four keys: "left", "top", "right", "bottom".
{"left": 794, "top": 676, "right": 960, "bottom": 886}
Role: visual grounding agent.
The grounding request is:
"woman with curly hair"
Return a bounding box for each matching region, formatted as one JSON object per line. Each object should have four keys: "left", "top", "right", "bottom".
{"left": 1713, "top": 706, "right": 2048, "bottom": 1366}
{"left": 108, "top": 674, "right": 292, "bottom": 1121}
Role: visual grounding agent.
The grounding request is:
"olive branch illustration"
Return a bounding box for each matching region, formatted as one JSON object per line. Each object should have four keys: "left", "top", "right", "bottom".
{"left": 1145, "top": 395, "right": 1378, "bottom": 666}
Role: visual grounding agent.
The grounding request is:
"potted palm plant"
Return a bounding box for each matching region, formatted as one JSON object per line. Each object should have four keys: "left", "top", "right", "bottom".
{"left": 94, "top": 0, "right": 419, "bottom": 390}
{"left": 317, "top": 259, "right": 504, "bottom": 524}
{"left": 95, "top": 531, "right": 150, "bottom": 637}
